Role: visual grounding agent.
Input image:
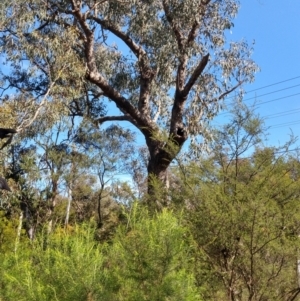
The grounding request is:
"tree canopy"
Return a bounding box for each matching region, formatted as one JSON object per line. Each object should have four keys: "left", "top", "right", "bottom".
{"left": 0, "top": 0, "right": 258, "bottom": 194}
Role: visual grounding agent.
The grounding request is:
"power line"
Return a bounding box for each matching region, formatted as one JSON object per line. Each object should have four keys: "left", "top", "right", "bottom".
{"left": 230, "top": 147, "right": 300, "bottom": 161}
{"left": 225, "top": 75, "right": 300, "bottom": 100}
{"left": 264, "top": 108, "right": 300, "bottom": 120}
{"left": 110, "top": 76, "right": 300, "bottom": 123}
{"left": 218, "top": 110, "right": 300, "bottom": 130}
{"left": 219, "top": 92, "right": 300, "bottom": 116}
{"left": 124, "top": 103, "right": 300, "bottom": 132}
{"left": 244, "top": 76, "right": 300, "bottom": 94}
{"left": 256, "top": 92, "right": 300, "bottom": 106}
{"left": 269, "top": 120, "right": 300, "bottom": 129}
{"left": 225, "top": 83, "right": 300, "bottom": 104}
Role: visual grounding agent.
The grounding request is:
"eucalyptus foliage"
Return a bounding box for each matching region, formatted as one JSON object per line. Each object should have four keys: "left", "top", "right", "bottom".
{"left": 0, "top": 0, "right": 258, "bottom": 192}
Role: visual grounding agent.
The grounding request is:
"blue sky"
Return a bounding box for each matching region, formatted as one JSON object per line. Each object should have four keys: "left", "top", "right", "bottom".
{"left": 225, "top": 0, "right": 300, "bottom": 147}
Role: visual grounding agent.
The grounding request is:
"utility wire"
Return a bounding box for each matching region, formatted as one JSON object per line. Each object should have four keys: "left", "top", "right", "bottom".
{"left": 264, "top": 108, "right": 300, "bottom": 120}
{"left": 269, "top": 120, "right": 300, "bottom": 129}
{"left": 256, "top": 92, "right": 300, "bottom": 106}
{"left": 225, "top": 75, "right": 300, "bottom": 100}
{"left": 219, "top": 92, "right": 300, "bottom": 116}
{"left": 225, "top": 83, "right": 300, "bottom": 105}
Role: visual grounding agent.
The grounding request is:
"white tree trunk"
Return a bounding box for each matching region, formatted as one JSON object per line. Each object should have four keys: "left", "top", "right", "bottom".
{"left": 65, "top": 187, "right": 72, "bottom": 229}
{"left": 14, "top": 211, "right": 23, "bottom": 253}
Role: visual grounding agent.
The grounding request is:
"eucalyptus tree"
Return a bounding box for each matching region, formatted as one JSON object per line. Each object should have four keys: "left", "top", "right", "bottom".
{"left": 73, "top": 123, "right": 135, "bottom": 227}
{"left": 0, "top": 0, "right": 258, "bottom": 195}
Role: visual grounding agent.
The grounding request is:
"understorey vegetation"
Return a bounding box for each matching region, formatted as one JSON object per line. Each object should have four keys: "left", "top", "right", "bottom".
{"left": 0, "top": 103, "right": 300, "bottom": 300}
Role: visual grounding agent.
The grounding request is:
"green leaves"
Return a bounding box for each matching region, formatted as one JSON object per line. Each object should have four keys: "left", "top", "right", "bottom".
{"left": 106, "top": 205, "right": 201, "bottom": 301}
{"left": 175, "top": 105, "right": 300, "bottom": 300}
{"left": 0, "top": 209, "right": 202, "bottom": 301}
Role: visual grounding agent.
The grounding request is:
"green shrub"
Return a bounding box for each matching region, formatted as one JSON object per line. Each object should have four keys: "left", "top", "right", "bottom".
{"left": 0, "top": 206, "right": 202, "bottom": 301}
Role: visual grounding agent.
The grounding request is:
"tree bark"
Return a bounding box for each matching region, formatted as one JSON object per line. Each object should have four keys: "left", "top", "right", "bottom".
{"left": 147, "top": 152, "right": 169, "bottom": 195}
{"left": 65, "top": 187, "right": 72, "bottom": 229}
{"left": 146, "top": 129, "right": 187, "bottom": 201}
{"left": 14, "top": 211, "right": 23, "bottom": 253}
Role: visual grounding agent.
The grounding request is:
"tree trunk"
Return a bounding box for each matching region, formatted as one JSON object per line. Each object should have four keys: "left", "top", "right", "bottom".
{"left": 65, "top": 155, "right": 75, "bottom": 230}
{"left": 14, "top": 211, "right": 23, "bottom": 253}
{"left": 65, "top": 187, "right": 72, "bottom": 229}
{"left": 146, "top": 138, "right": 180, "bottom": 208}
{"left": 48, "top": 178, "right": 58, "bottom": 234}
{"left": 147, "top": 153, "right": 169, "bottom": 189}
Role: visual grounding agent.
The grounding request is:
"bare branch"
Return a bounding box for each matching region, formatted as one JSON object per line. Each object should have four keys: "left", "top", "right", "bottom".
{"left": 95, "top": 115, "right": 134, "bottom": 126}
{"left": 217, "top": 81, "right": 243, "bottom": 101}
{"left": 91, "top": 92, "right": 104, "bottom": 100}
{"left": 32, "top": 59, "right": 50, "bottom": 78}
{"left": 0, "top": 135, "right": 13, "bottom": 150}
{"left": 286, "top": 288, "right": 300, "bottom": 301}
{"left": 16, "top": 59, "right": 72, "bottom": 133}
{"left": 16, "top": 82, "right": 55, "bottom": 133}
{"left": 91, "top": 17, "right": 146, "bottom": 59}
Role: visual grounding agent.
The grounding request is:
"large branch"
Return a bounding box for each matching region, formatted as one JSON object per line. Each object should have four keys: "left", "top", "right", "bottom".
{"left": 162, "top": 0, "right": 187, "bottom": 95}
{"left": 91, "top": 16, "right": 154, "bottom": 116}
{"left": 169, "top": 53, "right": 209, "bottom": 142}
{"left": 163, "top": 0, "right": 212, "bottom": 96}
{"left": 138, "top": 68, "right": 155, "bottom": 116}
{"left": 95, "top": 115, "right": 134, "bottom": 126}
{"left": 162, "top": 1, "right": 190, "bottom": 96}
{"left": 162, "top": 0, "right": 184, "bottom": 51}
{"left": 175, "top": 54, "right": 188, "bottom": 94}
{"left": 187, "top": 20, "right": 200, "bottom": 46}
{"left": 182, "top": 54, "right": 209, "bottom": 98}
{"left": 71, "top": 3, "right": 151, "bottom": 131}
{"left": 186, "top": 1, "right": 211, "bottom": 46}
{"left": 217, "top": 81, "right": 243, "bottom": 100}
{"left": 91, "top": 17, "right": 146, "bottom": 59}
{"left": 71, "top": 0, "right": 97, "bottom": 75}
{"left": 87, "top": 72, "right": 144, "bottom": 125}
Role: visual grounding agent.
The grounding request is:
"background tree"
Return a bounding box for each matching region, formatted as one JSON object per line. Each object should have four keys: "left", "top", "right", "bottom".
{"left": 173, "top": 105, "right": 300, "bottom": 301}
{"left": 0, "top": 0, "right": 258, "bottom": 197}
{"left": 72, "top": 123, "right": 135, "bottom": 230}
